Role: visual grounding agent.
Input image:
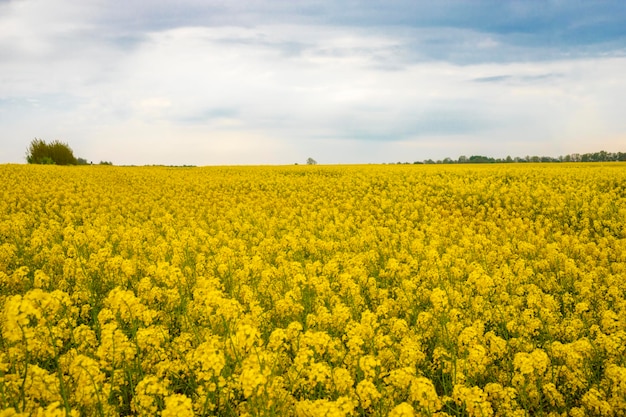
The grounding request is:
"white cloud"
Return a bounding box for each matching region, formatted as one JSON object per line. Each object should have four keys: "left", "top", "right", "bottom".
{"left": 1, "top": 1, "right": 625, "bottom": 164}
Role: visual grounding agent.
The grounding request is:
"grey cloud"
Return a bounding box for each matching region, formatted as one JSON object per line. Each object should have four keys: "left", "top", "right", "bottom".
{"left": 2, "top": 0, "right": 626, "bottom": 165}
{"left": 413, "top": 110, "right": 490, "bottom": 136}
{"left": 519, "top": 73, "right": 563, "bottom": 82}
{"left": 471, "top": 73, "right": 563, "bottom": 84}
{"left": 473, "top": 75, "right": 512, "bottom": 83}
{"left": 5, "top": 0, "right": 621, "bottom": 68}
{"left": 320, "top": 106, "right": 494, "bottom": 143}
{"left": 0, "top": 93, "right": 82, "bottom": 111}
{"left": 83, "top": 1, "right": 626, "bottom": 64}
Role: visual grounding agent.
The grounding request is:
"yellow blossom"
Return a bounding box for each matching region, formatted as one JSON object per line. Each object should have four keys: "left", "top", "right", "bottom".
{"left": 2, "top": 163, "right": 626, "bottom": 416}
{"left": 162, "top": 394, "right": 194, "bottom": 417}
{"left": 356, "top": 379, "right": 381, "bottom": 409}
{"left": 388, "top": 402, "right": 415, "bottom": 417}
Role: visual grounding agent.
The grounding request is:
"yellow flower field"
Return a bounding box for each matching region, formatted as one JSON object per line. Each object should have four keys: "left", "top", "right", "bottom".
{"left": 1, "top": 163, "right": 625, "bottom": 416}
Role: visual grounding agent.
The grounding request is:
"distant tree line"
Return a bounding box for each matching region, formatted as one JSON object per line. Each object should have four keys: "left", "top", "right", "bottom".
{"left": 409, "top": 150, "right": 626, "bottom": 165}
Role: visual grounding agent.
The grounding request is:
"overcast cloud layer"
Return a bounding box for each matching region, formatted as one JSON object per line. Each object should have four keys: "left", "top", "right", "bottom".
{"left": 1, "top": 0, "right": 625, "bottom": 165}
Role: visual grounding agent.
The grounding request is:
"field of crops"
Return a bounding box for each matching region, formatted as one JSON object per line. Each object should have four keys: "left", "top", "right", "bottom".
{"left": 1, "top": 163, "right": 625, "bottom": 416}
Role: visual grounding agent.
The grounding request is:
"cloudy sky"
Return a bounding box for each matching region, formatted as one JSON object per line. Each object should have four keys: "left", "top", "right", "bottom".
{"left": 1, "top": 0, "right": 625, "bottom": 165}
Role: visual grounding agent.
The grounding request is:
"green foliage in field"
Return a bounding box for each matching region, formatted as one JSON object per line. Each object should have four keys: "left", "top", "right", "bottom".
{"left": 26, "top": 138, "right": 78, "bottom": 165}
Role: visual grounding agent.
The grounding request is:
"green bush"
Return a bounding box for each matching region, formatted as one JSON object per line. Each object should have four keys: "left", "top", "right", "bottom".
{"left": 26, "top": 138, "right": 78, "bottom": 165}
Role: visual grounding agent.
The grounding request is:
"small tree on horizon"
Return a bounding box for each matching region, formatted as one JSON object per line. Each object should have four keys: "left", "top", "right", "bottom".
{"left": 26, "top": 138, "right": 78, "bottom": 165}
{"left": 306, "top": 157, "right": 317, "bottom": 165}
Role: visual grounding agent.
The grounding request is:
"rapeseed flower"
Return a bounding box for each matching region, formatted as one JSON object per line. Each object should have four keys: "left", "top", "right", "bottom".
{"left": 2, "top": 163, "right": 626, "bottom": 415}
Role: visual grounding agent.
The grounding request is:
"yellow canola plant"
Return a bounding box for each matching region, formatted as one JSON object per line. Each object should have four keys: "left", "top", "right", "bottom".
{"left": 1, "top": 163, "right": 625, "bottom": 416}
